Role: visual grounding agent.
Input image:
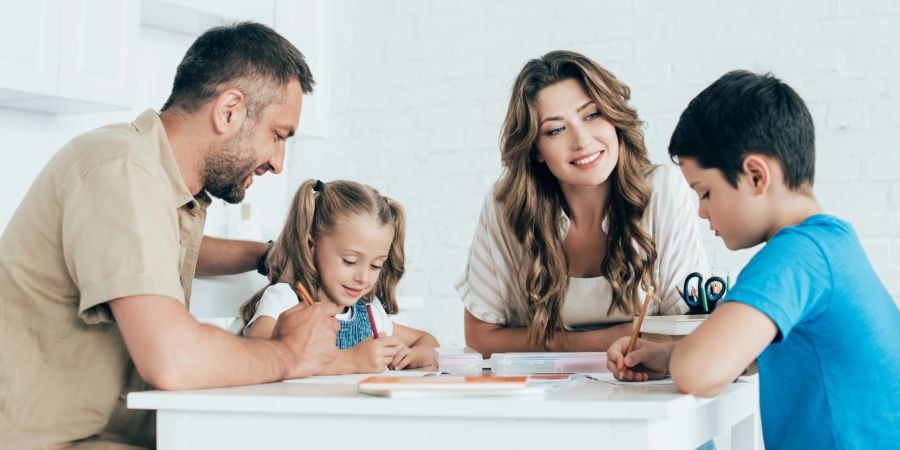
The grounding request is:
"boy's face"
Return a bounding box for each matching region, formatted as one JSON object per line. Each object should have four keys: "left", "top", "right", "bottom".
{"left": 678, "top": 157, "right": 768, "bottom": 250}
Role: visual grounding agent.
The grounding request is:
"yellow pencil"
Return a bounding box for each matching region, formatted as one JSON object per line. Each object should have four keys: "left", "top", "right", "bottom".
{"left": 294, "top": 281, "right": 315, "bottom": 306}
{"left": 624, "top": 287, "right": 655, "bottom": 357}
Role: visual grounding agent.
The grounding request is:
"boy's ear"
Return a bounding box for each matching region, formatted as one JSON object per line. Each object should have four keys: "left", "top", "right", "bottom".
{"left": 742, "top": 154, "right": 771, "bottom": 195}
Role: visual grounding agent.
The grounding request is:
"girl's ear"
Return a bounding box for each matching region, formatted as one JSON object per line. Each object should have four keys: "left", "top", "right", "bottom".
{"left": 307, "top": 237, "right": 315, "bottom": 252}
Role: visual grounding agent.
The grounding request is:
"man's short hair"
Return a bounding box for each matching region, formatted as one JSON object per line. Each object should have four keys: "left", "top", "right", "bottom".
{"left": 668, "top": 70, "right": 815, "bottom": 190}
{"left": 161, "top": 22, "right": 314, "bottom": 117}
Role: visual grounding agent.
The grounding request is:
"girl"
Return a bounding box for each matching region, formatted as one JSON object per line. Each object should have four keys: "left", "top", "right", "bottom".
{"left": 457, "top": 50, "right": 710, "bottom": 356}
{"left": 240, "top": 179, "right": 438, "bottom": 373}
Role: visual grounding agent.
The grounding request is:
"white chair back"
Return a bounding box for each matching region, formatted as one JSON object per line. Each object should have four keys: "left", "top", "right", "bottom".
{"left": 190, "top": 271, "right": 270, "bottom": 331}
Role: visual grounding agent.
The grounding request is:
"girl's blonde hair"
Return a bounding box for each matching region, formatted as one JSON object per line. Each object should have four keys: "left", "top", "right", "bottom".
{"left": 239, "top": 179, "right": 406, "bottom": 324}
{"left": 497, "top": 50, "right": 657, "bottom": 349}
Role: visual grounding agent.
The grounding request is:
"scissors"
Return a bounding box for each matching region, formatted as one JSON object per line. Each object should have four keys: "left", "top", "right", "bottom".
{"left": 679, "top": 272, "right": 728, "bottom": 314}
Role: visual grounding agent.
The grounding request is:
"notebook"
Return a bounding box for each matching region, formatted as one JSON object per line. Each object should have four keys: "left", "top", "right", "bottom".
{"left": 357, "top": 374, "right": 547, "bottom": 398}
{"left": 636, "top": 314, "right": 708, "bottom": 335}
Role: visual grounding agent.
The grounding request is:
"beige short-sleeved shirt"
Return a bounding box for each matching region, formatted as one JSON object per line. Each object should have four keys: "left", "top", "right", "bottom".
{"left": 0, "top": 109, "right": 209, "bottom": 449}
{"left": 455, "top": 165, "right": 709, "bottom": 328}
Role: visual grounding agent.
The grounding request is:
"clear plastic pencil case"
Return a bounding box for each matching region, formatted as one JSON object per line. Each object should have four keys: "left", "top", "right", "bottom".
{"left": 489, "top": 352, "right": 608, "bottom": 375}
{"left": 433, "top": 347, "right": 484, "bottom": 374}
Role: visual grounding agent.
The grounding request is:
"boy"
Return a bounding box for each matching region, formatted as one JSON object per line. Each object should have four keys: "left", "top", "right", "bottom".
{"left": 606, "top": 70, "right": 900, "bottom": 449}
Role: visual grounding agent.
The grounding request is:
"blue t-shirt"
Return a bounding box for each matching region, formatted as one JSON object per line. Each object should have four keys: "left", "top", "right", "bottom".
{"left": 725, "top": 215, "right": 900, "bottom": 450}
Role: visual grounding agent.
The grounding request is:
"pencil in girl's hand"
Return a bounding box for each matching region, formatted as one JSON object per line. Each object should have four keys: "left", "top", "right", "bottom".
{"left": 294, "top": 281, "right": 315, "bottom": 306}
{"left": 365, "top": 303, "right": 379, "bottom": 339}
{"left": 624, "top": 287, "right": 655, "bottom": 357}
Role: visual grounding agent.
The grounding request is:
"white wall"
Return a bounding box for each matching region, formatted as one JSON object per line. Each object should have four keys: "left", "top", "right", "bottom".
{"left": 294, "top": 0, "right": 900, "bottom": 346}
{"left": 2, "top": 1, "right": 898, "bottom": 349}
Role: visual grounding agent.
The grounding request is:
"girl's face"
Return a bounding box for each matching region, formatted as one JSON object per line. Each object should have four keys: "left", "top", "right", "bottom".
{"left": 534, "top": 79, "right": 620, "bottom": 190}
{"left": 312, "top": 214, "right": 394, "bottom": 309}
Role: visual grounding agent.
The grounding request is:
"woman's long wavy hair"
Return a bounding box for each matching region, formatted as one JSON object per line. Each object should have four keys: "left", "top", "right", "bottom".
{"left": 496, "top": 50, "right": 657, "bottom": 349}
{"left": 239, "top": 179, "right": 406, "bottom": 325}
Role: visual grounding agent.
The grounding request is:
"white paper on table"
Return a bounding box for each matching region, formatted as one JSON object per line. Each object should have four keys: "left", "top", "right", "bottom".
{"left": 283, "top": 370, "right": 439, "bottom": 385}
{"left": 580, "top": 372, "right": 676, "bottom": 386}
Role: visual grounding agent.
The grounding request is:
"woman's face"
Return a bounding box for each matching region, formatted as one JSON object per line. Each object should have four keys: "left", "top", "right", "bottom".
{"left": 534, "top": 79, "right": 620, "bottom": 189}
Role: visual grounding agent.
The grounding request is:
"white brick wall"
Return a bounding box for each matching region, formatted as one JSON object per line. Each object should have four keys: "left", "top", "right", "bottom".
{"left": 290, "top": 0, "right": 900, "bottom": 347}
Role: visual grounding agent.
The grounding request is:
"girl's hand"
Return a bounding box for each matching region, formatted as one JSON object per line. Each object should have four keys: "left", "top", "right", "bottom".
{"left": 388, "top": 343, "right": 413, "bottom": 370}
{"left": 351, "top": 336, "right": 400, "bottom": 373}
{"left": 606, "top": 336, "right": 672, "bottom": 381}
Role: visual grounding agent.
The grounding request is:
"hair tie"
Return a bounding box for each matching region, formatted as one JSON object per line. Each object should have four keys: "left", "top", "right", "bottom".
{"left": 313, "top": 180, "right": 325, "bottom": 192}
{"left": 382, "top": 196, "right": 389, "bottom": 203}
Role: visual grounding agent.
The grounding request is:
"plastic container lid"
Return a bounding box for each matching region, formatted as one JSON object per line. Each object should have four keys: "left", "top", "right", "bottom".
{"left": 490, "top": 352, "right": 608, "bottom": 375}
{"left": 434, "top": 347, "right": 484, "bottom": 374}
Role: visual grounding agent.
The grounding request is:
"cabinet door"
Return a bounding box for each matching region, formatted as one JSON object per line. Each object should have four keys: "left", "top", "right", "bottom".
{"left": 0, "top": 0, "right": 60, "bottom": 99}
{"left": 57, "top": 0, "right": 138, "bottom": 107}
{"left": 275, "top": 0, "right": 329, "bottom": 138}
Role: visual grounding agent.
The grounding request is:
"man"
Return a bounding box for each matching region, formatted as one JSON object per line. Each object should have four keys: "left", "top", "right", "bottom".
{"left": 0, "top": 23, "right": 340, "bottom": 449}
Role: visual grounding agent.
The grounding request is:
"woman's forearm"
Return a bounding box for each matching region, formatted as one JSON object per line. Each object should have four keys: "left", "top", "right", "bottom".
{"left": 466, "top": 322, "right": 633, "bottom": 358}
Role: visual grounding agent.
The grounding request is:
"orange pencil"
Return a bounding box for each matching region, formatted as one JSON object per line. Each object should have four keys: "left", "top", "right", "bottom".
{"left": 624, "top": 286, "right": 655, "bottom": 357}
{"left": 294, "top": 281, "right": 315, "bottom": 306}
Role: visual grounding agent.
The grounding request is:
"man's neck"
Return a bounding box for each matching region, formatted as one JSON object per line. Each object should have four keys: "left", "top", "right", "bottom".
{"left": 159, "top": 109, "right": 207, "bottom": 196}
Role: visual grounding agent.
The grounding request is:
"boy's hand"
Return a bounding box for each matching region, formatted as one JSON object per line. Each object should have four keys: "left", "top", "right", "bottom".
{"left": 351, "top": 336, "right": 401, "bottom": 373}
{"left": 606, "top": 336, "right": 673, "bottom": 381}
{"left": 388, "top": 343, "right": 413, "bottom": 370}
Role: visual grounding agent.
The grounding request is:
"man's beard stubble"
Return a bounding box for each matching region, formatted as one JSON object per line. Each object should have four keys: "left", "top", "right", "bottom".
{"left": 202, "top": 126, "right": 257, "bottom": 204}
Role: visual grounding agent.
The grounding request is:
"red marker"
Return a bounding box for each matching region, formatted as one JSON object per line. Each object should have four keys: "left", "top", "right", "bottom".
{"left": 365, "top": 303, "right": 379, "bottom": 339}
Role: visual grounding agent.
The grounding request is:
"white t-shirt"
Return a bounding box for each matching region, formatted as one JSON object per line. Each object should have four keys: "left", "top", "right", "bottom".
{"left": 241, "top": 282, "right": 394, "bottom": 336}
{"left": 455, "top": 165, "right": 710, "bottom": 328}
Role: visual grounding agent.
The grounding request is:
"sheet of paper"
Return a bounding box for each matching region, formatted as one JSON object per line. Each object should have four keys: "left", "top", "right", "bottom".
{"left": 283, "top": 370, "right": 439, "bottom": 385}
{"left": 580, "top": 372, "right": 675, "bottom": 386}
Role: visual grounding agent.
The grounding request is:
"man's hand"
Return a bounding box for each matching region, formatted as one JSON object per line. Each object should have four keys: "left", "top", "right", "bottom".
{"left": 606, "top": 336, "right": 674, "bottom": 381}
{"left": 271, "top": 302, "right": 341, "bottom": 379}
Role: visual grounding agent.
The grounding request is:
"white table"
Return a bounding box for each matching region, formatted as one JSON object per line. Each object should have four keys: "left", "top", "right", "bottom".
{"left": 129, "top": 377, "right": 759, "bottom": 450}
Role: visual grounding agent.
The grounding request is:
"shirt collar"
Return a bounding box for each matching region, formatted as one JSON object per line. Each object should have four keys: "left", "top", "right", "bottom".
{"left": 132, "top": 109, "right": 211, "bottom": 211}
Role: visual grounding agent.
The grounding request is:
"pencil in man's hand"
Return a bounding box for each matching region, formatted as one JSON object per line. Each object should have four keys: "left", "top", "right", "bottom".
{"left": 624, "top": 287, "right": 655, "bottom": 357}
{"left": 294, "top": 281, "right": 315, "bottom": 306}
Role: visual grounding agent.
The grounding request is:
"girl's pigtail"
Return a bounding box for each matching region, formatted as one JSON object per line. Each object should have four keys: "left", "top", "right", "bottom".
{"left": 238, "top": 179, "right": 321, "bottom": 328}
{"left": 373, "top": 197, "right": 406, "bottom": 314}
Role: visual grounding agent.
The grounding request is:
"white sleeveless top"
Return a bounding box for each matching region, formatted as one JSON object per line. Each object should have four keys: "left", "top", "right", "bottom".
{"left": 455, "top": 165, "right": 710, "bottom": 328}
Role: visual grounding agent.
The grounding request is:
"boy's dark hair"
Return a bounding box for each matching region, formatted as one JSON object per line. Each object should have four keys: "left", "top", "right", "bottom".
{"left": 668, "top": 70, "right": 815, "bottom": 190}
{"left": 161, "top": 22, "right": 314, "bottom": 117}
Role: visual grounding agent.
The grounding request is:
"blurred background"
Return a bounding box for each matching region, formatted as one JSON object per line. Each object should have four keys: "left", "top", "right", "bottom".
{"left": 1, "top": 0, "right": 898, "bottom": 347}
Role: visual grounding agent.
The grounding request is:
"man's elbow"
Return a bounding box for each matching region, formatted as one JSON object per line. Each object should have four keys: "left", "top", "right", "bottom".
{"left": 134, "top": 353, "right": 197, "bottom": 390}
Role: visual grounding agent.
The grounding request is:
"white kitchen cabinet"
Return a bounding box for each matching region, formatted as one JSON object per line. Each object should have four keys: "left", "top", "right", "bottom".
{"left": 141, "top": 0, "right": 329, "bottom": 137}
{"left": 0, "top": 0, "right": 139, "bottom": 114}
{"left": 275, "top": 0, "right": 329, "bottom": 138}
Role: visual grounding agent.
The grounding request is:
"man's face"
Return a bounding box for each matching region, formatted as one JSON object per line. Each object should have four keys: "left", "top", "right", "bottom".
{"left": 203, "top": 79, "right": 303, "bottom": 203}
{"left": 679, "top": 157, "right": 768, "bottom": 250}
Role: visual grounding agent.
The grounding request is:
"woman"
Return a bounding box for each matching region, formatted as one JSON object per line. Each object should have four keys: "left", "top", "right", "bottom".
{"left": 456, "top": 50, "right": 710, "bottom": 356}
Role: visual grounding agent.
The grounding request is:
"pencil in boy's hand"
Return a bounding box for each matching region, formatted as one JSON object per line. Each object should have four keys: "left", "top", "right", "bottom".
{"left": 294, "top": 281, "right": 315, "bottom": 306}
{"left": 365, "top": 303, "right": 380, "bottom": 339}
{"left": 624, "top": 287, "right": 655, "bottom": 357}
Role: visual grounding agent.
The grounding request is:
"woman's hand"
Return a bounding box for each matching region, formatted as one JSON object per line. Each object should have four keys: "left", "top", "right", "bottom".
{"left": 350, "top": 336, "right": 400, "bottom": 373}
{"left": 606, "top": 336, "right": 674, "bottom": 381}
